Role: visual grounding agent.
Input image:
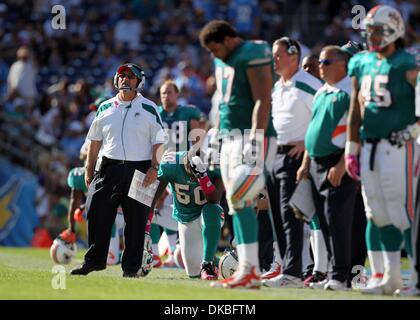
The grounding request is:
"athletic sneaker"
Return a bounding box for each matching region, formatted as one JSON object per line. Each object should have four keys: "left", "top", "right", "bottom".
{"left": 201, "top": 261, "right": 218, "bottom": 281}
{"left": 304, "top": 271, "right": 328, "bottom": 288}
{"left": 262, "top": 274, "right": 303, "bottom": 288}
{"left": 210, "top": 264, "right": 261, "bottom": 289}
{"left": 365, "top": 273, "right": 384, "bottom": 289}
{"left": 361, "top": 279, "right": 401, "bottom": 295}
{"left": 324, "top": 279, "right": 349, "bottom": 291}
{"left": 309, "top": 278, "right": 329, "bottom": 289}
{"left": 260, "top": 262, "right": 282, "bottom": 280}
{"left": 394, "top": 286, "right": 420, "bottom": 297}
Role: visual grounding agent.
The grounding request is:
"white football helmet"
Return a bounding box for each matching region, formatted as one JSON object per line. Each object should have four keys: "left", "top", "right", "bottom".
{"left": 227, "top": 164, "right": 265, "bottom": 211}
{"left": 363, "top": 5, "right": 405, "bottom": 51}
{"left": 218, "top": 248, "right": 239, "bottom": 279}
{"left": 113, "top": 63, "right": 145, "bottom": 92}
{"left": 50, "top": 238, "right": 77, "bottom": 265}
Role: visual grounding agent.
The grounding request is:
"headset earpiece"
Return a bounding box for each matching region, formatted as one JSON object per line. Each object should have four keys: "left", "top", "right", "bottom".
{"left": 284, "top": 37, "right": 298, "bottom": 55}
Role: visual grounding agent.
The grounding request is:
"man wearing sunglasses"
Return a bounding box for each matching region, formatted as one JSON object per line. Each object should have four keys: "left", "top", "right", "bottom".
{"left": 297, "top": 45, "right": 358, "bottom": 291}
{"left": 71, "top": 63, "right": 167, "bottom": 278}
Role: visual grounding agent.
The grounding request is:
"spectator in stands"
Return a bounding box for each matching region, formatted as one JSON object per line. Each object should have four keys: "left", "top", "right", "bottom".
{"left": 6, "top": 46, "right": 38, "bottom": 114}
{"left": 114, "top": 10, "right": 143, "bottom": 50}
{"left": 228, "top": 0, "right": 261, "bottom": 38}
{"left": 0, "top": 56, "right": 9, "bottom": 101}
{"left": 175, "top": 60, "right": 207, "bottom": 113}
{"left": 302, "top": 54, "right": 321, "bottom": 80}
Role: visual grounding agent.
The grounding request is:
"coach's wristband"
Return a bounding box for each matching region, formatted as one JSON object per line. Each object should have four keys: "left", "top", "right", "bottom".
{"left": 198, "top": 175, "right": 216, "bottom": 195}
{"left": 345, "top": 141, "right": 360, "bottom": 156}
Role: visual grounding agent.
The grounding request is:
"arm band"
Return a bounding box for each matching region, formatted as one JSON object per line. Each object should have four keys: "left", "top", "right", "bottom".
{"left": 198, "top": 175, "right": 216, "bottom": 195}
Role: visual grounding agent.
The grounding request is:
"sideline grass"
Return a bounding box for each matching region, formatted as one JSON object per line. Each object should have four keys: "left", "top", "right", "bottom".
{"left": 0, "top": 247, "right": 418, "bottom": 300}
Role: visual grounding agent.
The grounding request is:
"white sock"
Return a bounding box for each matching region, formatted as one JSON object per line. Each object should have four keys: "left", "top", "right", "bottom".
{"left": 310, "top": 231, "right": 316, "bottom": 269}
{"left": 408, "top": 256, "right": 418, "bottom": 287}
{"left": 383, "top": 251, "right": 402, "bottom": 288}
{"left": 301, "top": 224, "right": 311, "bottom": 273}
{"left": 237, "top": 242, "right": 259, "bottom": 273}
{"left": 367, "top": 250, "right": 384, "bottom": 276}
{"left": 107, "top": 234, "right": 120, "bottom": 265}
{"left": 312, "top": 229, "right": 328, "bottom": 273}
{"left": 166, "top": 232, "right": 178, "bottom": 254}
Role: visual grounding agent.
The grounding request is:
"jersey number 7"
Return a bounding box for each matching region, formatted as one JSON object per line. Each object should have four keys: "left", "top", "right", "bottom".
{"left": 215, "top": 66, "right": 235, "bottom": 103}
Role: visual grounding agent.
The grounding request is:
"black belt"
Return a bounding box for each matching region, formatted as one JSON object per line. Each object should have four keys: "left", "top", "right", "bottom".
{"left": 312, "top": 150, "right": 343, "bottom": 165}
{"left": 363, "top": 139, "right": 380, "bottom": 171}
{"left": 102, "top": 156, "right": 148, "bottom": 166}
{"left": 277, "top": 145, "right": 294, "bottom": 154}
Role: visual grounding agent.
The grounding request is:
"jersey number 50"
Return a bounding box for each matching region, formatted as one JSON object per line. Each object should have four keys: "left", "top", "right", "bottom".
{"left": 174, "top": 183, "right": 207, "bottom": 206}
{"left": 360, "top": 75, "right": 392, "bottom": 107}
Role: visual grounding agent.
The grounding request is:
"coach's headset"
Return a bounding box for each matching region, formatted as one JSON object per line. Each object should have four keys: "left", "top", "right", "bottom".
{"left": 279, "top": 37, "right": 299, "bottom": 56}
{"left": 113, "top": 63, "right": 145, "bottom": 92}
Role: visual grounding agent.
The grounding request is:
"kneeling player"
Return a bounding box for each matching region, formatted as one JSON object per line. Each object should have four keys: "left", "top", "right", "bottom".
{"left": 153, "top": 150, "right": 224, "bottom": 280}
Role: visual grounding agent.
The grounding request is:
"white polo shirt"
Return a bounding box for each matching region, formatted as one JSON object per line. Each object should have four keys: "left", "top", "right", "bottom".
{"left": 87, "top": 93, "right": 167, "bottom": 161}
{"left": 272, "top": 69, "right": 322, "bottom": 145}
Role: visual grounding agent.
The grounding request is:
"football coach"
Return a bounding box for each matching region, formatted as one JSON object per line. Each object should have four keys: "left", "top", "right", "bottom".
{"left": 71, "top": 63, "right": 166, "bottom": 277}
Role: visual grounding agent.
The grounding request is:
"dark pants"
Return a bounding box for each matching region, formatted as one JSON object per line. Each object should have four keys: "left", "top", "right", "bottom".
{"left": 84, "top": 158, "right": 151, "bottom": 274}
{"left": 414, "top": 175, "right": 420, "bottom": 290}
{"left": 267, "top": 151, "right": 303, "bottom": 278}
{"left": 310, "top": 151, "right": 357, "bottom": 283}
{"left": 258, "top": 209, "right": 274, "bottom": 272}
{"left": 349, "top": 188, "right": 367, "bottom": 283}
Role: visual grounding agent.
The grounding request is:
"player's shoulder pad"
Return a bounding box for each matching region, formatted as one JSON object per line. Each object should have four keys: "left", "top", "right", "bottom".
{"left": 183, "top": 104, "right": 203, "bottom": 117}
{"left": 347, "top": 51, "right": 369, "bottom": 77}
{"left": 395, "top": 49, "right": 417, "bottom": 69}
{"left": 244, "top": 40, "right": 272, "bottom": 67}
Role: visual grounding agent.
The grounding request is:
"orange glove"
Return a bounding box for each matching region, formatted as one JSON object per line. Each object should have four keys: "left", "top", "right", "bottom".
{"left": 59, "top": 229, "right": 76, "bottom": 244}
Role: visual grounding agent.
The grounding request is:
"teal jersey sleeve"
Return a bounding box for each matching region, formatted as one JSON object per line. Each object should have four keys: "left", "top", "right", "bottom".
{"left": 67, "top": 167, "right": 87, "bottom": 192}
{"left": 186, "top": 105, "right": 202, "bottom": 121}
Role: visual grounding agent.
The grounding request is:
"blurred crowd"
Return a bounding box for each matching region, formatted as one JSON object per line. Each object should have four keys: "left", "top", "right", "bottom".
{"left": 0, "top": 0, "right": 418, "bottom": 231}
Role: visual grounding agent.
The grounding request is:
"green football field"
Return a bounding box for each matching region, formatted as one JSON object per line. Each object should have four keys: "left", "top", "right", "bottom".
{"left": 0, "top": 247, "right": 419, "bottom": 300}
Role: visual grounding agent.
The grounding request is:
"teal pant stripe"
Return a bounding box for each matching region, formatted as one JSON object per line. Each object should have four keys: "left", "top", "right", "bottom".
{"left": 309, "top": 214, "right": 321, "bottom": 230}
{"left": 366, "top": 219, "right": 382, "bottom": 251}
